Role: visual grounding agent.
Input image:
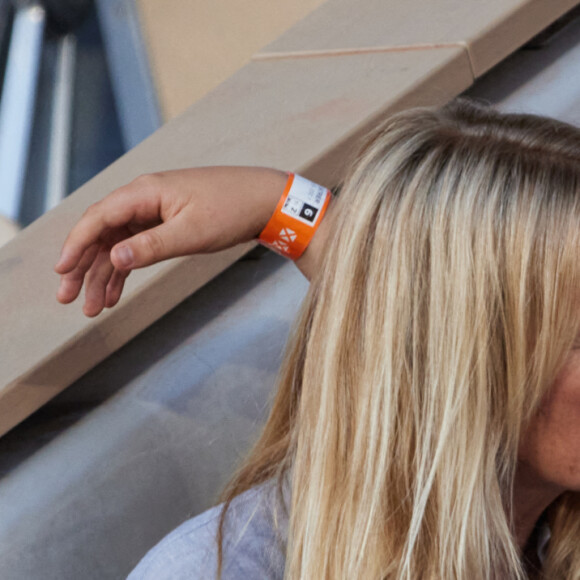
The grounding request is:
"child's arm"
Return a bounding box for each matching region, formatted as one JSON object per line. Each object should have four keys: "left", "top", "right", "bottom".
{"left": 54, "top": 166, "right": 331, "bottom": 317}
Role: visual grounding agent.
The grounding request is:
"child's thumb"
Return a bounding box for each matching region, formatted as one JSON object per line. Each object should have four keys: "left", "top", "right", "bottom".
{"left": 111, "top": 223, "right": 178, "bottom": 270}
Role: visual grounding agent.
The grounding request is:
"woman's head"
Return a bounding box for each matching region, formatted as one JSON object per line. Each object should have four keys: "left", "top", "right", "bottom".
{"left": 319, "top": 97, "right": 580, "bottom": 489}
{"left": 221, "top": 99, "right": 580, "bottom": 579}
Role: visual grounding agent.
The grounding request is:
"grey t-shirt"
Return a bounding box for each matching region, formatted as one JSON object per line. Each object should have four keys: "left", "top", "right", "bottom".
{"left": 127, "top": 481, "right": 288, "bottom": 579}
{"left": 127, "top": 480, "right": 551, "bottom": 579}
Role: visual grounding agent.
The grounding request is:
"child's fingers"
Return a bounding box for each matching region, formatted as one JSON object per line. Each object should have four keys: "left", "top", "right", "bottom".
{"left": 82, "top": 247, "right": 115, "bottom": 317}
{"left": 110, "top": 215, "right": 192, "bottom": 270}
{"left": 56, "top": 243, "right": 100, "bottom": 304}
{"left": 104, "top": 268, "right": 130, "bottom": 308}
{"left": 54, "top": 180, "right": 162, "bottom": 275}
{"left": 54, "top": 204, "right": 115, "bottom": 274}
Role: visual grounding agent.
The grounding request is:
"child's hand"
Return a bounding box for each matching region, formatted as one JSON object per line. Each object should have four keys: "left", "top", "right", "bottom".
{"left": 54, "top": 167, "right": 286, "bottom": 317}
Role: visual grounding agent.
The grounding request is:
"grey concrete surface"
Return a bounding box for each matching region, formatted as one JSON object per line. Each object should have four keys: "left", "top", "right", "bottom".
{"left": 0, "top": 250, "right": 308, "bottom": 578}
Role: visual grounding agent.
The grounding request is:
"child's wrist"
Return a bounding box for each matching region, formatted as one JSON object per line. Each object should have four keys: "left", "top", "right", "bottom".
{"left": 257, "top": 173, "right": 331, "bottom": 260}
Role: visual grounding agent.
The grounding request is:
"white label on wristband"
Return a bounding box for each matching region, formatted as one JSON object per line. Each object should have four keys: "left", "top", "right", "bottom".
{"left": 281, "top": 174, "right": 328, "bottom": 227}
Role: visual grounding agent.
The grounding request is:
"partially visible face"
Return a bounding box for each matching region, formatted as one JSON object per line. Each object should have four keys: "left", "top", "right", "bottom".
{"left": 517, "top": 347, "right": 580, "bottom": 492}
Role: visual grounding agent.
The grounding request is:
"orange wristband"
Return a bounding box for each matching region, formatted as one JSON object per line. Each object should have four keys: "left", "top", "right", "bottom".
{"left": 258, "top": 173, "right": 331, "bottom": 260}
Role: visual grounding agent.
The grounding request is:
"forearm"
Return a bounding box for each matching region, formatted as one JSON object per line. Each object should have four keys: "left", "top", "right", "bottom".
{"left": 213, "top": 165, "right": 329, "bottom": 281}
{"left": 55, "top": 165, "right": 329, "bottom": 316}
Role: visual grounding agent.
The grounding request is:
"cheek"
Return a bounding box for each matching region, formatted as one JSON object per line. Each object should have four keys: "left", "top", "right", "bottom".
{"left": 518, "top": 358, "right": 580, "bottom": 490}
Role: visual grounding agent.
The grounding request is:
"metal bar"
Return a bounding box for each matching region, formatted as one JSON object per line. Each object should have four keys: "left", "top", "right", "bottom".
{"left": 0, "top": 1, "right": 12, "bottom": 67}
{"left": 44, "top": 33, "right": 76, "bottom": 212}
{"left": 0, "top": 3, "right": 45, "bottom": 222}
{"left": 94, "top": 0, "right": 162, "bottom": 150}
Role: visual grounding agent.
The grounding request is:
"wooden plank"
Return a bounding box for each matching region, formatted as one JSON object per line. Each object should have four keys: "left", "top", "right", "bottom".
{"left": 0, "top": 46, "right": 473, "bottom": 437}
{"left": 0, "top": 216, "right": 19, "bottom": 248}
{"left": 255, "top": 0, "right": 579, "bottom": 77}
{"left": 136, "top": 0, "right": 328, "bottom": 120}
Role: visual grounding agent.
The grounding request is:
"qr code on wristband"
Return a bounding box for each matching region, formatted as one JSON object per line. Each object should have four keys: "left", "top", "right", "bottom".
{"left": 281, "top": 175, "right": 327, "bottom": 227}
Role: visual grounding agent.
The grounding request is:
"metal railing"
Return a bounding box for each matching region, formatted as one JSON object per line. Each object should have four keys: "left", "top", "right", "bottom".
{"left": 0, "top": 0, "right": 161, "bottom": 242}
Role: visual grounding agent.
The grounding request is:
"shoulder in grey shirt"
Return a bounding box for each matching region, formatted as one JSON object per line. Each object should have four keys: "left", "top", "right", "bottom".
{"left": 128, "top": 480, "right": 552, "bottom": 579}
{"left": 127, "top": 481, "right": 288, "bottom": 580}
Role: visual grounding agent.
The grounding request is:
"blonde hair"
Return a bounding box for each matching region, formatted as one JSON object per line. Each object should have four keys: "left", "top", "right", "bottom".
{"left": 218, "top": 99, "right": 580, "bottom": 579}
